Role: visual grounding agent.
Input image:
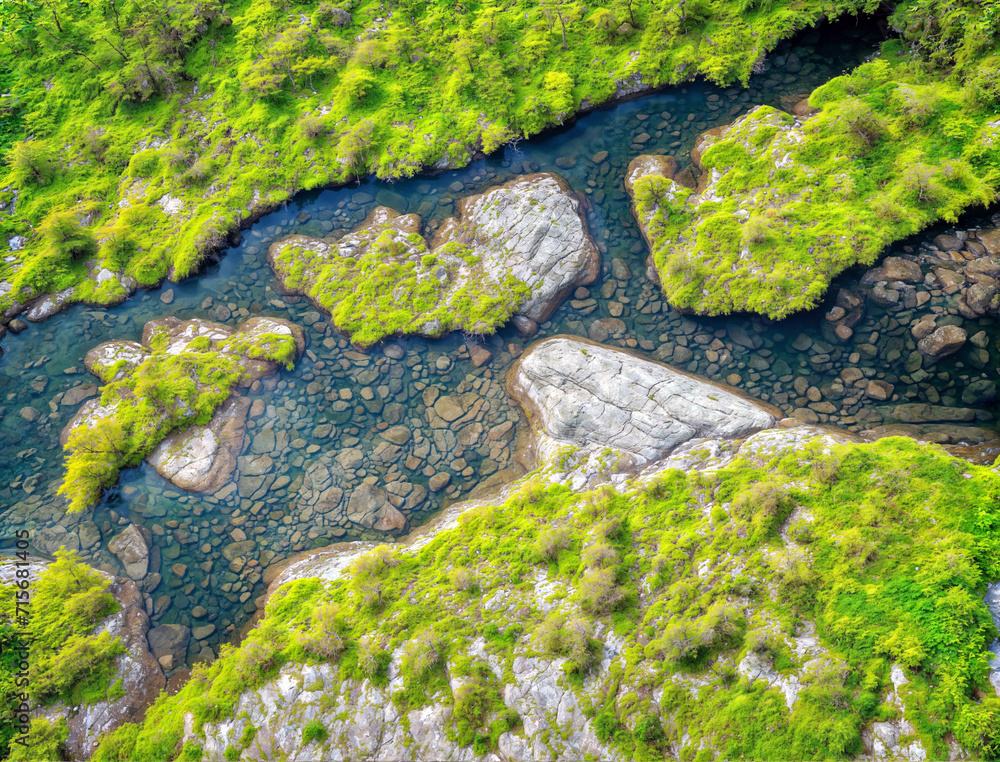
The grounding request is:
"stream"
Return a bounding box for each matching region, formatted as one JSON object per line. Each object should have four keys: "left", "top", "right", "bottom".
{"left": 2, "top": 17, "right": 997, "bottom": 674}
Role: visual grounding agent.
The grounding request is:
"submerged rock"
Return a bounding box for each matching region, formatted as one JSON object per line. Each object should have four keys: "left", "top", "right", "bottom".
{"left": 916, "top": 324, "right": 967, "bottom": 360}
{"left": 108, "top": 523, "right": 150, "bottom": 581}
{"left": 268, "top": 173, "right": 599, "bottom": 346}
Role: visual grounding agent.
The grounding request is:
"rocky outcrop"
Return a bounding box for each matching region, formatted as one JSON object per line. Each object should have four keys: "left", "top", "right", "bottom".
{"left": 508, "top": 336, "right": 780, "bottom": 469}
{"left": 988, "top": 582, "right": 1000, "bottom": 697}
{"left": 60, "top": 316, "right": 304, "bottom": 500}
{"left": 268, "top": 173, "right": 599, "bottom": 345}
{"left": 625, "top": 106, "right": 839, "bottom": 318}
{"left": 6, "top": 558, "right": 166, "bottom": 761}
{"left": 137, "top": 316, "right": 305, "bottom": 381}
{"left": 146, "top": 395, "right": 251, "bottom": 493}
{"left": 444, "top": 174, "right": 601, "bottom": 323}
{"left": 55, "top": 575, "right": 165, "bottom": 760}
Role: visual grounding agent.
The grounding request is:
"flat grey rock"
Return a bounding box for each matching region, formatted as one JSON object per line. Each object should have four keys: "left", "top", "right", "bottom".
{"left": 509, "top": 336, "right": 778, "bottom": 464}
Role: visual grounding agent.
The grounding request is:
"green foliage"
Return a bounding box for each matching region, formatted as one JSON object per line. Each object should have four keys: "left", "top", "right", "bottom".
{"left": 0, "top": 0, "right": 880, "bottom": 316}
{"left": 301, "top": 719, "right": 329, "bottom": 745}
{"left": 59, "top": 322, "right": 298, "bottom": 511}
{"left": 7, "top": 139, "right": 57, "bottom": 187}
{"left": 631, "top": 36, "right": 1000, "bottom": 318}
{"left": 8, "top": 717, "right": 69, "bottom": 762}
{"left": 127, "top": 150, "right": 162, "bottom": 178}
{"left": 95, "top": 436, "right": 1000, "bottom": 760}
{"left": 449, "top": 661, "right": 511, "bottom": 751}
{"left": 29, "top": 551, "right": 123, "bottom": 706}
{"left": 91, "top": 723, "right": 139, "bottom": 762}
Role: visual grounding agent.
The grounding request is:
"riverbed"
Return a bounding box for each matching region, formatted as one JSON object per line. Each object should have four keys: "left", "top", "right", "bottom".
{"left": 3, "top": 17, "right": 997, "bottom": 672}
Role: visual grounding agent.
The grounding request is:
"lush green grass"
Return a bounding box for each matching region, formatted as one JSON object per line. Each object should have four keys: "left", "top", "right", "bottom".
{"left": 60, "top": 322, "right": 299, "bottom": 511}
{"left": 0, "top": 0, "right": 881, "bottom": 317}
{"left": 0, "top": 551, "right": 126, "bottom": 762}
{"left": 629, "top": 28, "right": 1000, "bottom": 318}
{"left": 92, "top": 436, "right": 1000, "bottom": 761}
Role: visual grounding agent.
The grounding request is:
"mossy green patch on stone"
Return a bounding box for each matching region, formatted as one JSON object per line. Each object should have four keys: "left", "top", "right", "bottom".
{"left": 270, "top": 216, "right": 528, "bottom": 347}
{"left": 628, "top": 39, "right": 1000, "bottom": 319}
{"left": 60, "top": 317, "right": 302, "bottom": 512}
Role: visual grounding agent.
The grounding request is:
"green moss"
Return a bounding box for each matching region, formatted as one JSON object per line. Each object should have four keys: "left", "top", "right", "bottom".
{"left": 60, "top": 321, "right": 299, "bottom": 511}
{"left": 8, "top": 717, "right": 69, "bottom": 762}
{"left": 631, "top": 30, "right": 1000, "bottom": 318}
{"left": 271, "top": 226, "right": 530, "bottom": 346}
{"left": 93, "top": 436, "right": 1000, "bottom": 760}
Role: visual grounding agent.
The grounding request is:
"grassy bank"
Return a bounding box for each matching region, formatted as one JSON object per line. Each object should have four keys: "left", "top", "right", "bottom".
{"left": 87, "top": 435, "right": 1000, "bottom": 761}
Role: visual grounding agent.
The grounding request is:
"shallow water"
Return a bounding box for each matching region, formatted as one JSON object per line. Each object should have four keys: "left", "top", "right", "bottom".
{"left": 5, "top": 17, "right": 996, "bottom": 670}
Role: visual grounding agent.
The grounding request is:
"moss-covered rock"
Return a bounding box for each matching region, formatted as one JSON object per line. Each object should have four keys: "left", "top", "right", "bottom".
{"left": 58, "top": 316, "right": 304, "bottom": 511}
{"left": 1, "top": 552, "right": 164, "bottom": 761}
{"left": 268, "top": 174, "right": 600, "bottom": 346}
{"left": 626, "top": 43, "right": 1000, "bottom": 319}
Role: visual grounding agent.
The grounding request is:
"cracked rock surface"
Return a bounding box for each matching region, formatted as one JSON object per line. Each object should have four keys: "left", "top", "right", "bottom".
{"left": 508, "top": 335, "right": 779, "bottom": 465}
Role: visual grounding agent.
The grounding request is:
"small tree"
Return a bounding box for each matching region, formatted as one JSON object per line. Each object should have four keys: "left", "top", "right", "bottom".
{"left": 577, "top": 567, "right": 625, "bottom": 613}
{"left": 351, "top": 39, "right": 386, "bottom": 70}
{"left": 8, "top": 140, "right": 57, "bottom": 187}
{"left": 401, "top": 629, "right": 442, "bottom": 676}
{"left": 298, "top": 602, "right": 345, "bottom": 658}
{"left": 336, "top": 68, "right": 377, "bottom": 108}
{"left": 40, "top": 210, "right": 98, "bottom": 262}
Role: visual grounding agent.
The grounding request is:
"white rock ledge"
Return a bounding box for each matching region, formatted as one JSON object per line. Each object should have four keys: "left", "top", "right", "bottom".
{"left": 507, "top": 335, "right": 781, "bottom": 466}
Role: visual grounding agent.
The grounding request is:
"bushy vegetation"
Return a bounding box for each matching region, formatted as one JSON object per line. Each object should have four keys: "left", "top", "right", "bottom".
{"left": 60, "top": 322, "right": 299, "bottom": 511}
{"left": 0, "top": 0, "right": 881, "bottom": 316}
{"left": 93, "top": 436, "right": 1000, "bottom": 760}
{"left": 271, "top": 225, "right": 528, "bottom": 346}
{"left": 7, "top": 717, "right": 69, "bottom": 762}
{"left": 0, "top": 553, "right": 125, "bottom": 762}
{"left": 630, "top": 26, "right": 1000, "bottom": 318}
{"left": 28, "top": 551, "right": 123, "bottom": 707}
